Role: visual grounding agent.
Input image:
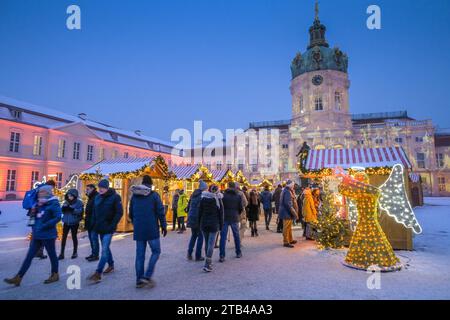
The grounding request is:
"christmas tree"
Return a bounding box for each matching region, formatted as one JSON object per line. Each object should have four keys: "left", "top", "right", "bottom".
{"left": 312, "top": 178, "right": 349, "bottom": 249}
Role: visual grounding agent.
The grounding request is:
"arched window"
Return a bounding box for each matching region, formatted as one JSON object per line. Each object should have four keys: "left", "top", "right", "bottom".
{"left": 314, "top": 96, "right": 323, "bottom": 111}
{"left": 335, "top": 91, "right": 342, "bottom": 110}
{"left": 299, "top": 95, "right": 304, "bottom": 113}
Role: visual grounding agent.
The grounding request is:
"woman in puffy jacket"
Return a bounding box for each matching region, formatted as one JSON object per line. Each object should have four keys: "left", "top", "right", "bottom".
{"left": 59, "top": 189, "right": 84, "bottom": 260}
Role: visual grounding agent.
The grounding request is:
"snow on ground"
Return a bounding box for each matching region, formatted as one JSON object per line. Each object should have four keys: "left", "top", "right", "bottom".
{"left": 0, "top": 198, "right": 449, "bottom": 300}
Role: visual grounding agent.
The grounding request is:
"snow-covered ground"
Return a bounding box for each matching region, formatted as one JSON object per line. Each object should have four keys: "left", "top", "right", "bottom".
{"left": 0, "top": 198, "right": 449, "bottom": 300}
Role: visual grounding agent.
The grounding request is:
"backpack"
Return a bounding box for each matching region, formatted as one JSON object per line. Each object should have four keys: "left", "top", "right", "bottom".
{"left": 22, "top": 183, "right": 46, "bottom": 210}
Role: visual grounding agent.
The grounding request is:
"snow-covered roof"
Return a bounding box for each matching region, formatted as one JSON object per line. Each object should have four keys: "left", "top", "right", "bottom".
{"left": 169, "top": 165, "right": 201, "bottom": 180}
{"left": 81, "top": 157, "right": 158, "bottom": 175}
{"left": 305, "top": 147, "right": 412, "bottom": 171}
{"left": 0, "top": 95, "right": 178, "bottom": 153}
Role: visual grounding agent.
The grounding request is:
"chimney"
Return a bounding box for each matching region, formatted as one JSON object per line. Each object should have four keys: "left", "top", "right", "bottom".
{"left": 78, "top": 113, "right": 87, "bottom": 120}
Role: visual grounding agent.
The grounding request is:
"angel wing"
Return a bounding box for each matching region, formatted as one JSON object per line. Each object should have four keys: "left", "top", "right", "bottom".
{"left": 378, "top": 164, "right": 422, "bottom": 234}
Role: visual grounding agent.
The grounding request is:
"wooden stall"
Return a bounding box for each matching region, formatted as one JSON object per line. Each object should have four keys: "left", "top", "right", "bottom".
{"left": 79, "top": 156, "right": 171, "bottom": 232}
{"left": 300, "top": 146, "right": 420, "bottom": 250}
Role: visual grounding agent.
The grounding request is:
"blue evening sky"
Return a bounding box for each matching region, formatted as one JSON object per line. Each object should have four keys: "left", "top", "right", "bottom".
{"left": 1, "top": 0, "right": 449, "bottom": 142}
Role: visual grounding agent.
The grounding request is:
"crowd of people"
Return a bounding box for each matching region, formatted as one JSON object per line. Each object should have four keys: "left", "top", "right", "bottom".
{"left": 4, "top": 176, "right": 323, "bottom": 289}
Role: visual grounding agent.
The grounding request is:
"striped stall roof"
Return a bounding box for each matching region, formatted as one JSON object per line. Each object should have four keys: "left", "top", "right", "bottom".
{"left": 170, "top": 164, "right": 201, "bottom": 180}
{"left": 82, "top": 157, "right": 156, "bottom": 175}
{"left": 305, "top": 147, "right": 412, "bottom": 171}
{"left": 210, "top": 169, "right": 229, "bottom": 182}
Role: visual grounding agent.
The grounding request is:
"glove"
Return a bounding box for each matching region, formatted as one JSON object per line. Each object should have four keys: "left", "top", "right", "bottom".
{"left": 161, "top": 227, "right": 167, "bottom": 237}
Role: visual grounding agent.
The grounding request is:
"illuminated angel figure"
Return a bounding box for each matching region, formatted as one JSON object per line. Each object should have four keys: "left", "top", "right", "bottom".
{"left": 335, "top": 168, "right": 402, "bottom": 271}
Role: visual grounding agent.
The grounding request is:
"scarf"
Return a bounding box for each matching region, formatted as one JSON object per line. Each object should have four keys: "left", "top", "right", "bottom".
{"left": 202, "top": 191, "right": 223, "bottom": 208}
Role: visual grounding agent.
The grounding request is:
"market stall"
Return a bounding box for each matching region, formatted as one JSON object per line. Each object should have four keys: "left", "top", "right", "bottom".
{"left": 79, "top": 156, "right": 171, "bottom": 232}
{"left": 299, "top": 146, "right": 421, "bottom": 250}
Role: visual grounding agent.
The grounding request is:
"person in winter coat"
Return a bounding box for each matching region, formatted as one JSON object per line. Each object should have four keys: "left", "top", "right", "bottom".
{"left": 260, "top": 186, "right": 273, "bottom": 230}
{"left": 4, "top": 185, "right": 62, "bottom": 287}
{"left": 296, "top": 187, "right": 306, "bottom": 236}
{"left": 278, "top": 180, "right": 299, "bottom": 248}
{"left": 58, "top": 189, "right": 84, "bottom": 260}
{"left": 219, "top": 182, "right": 244, "bottom": 262}
{"left": 177, "top": 189, "right": 188, "bottom": 233}
{"left": 84, "top": 184, "right": 99, "bottom": 261}
{"left": 129, "top": 175, "right": 167, "bottom": 288}
{"left": 186, "top": 180, "right": 208, "bottom": 261}
{"left": 171, "top": 189, "right": 180, "bottom": 231}
{"left": 198, "top": 184, "right": 224, "bottom": 272}
{"left": 303, "top": 187, "right": 318, "bottom": 240}
{"left": 238, "top": 185, "right": 249, "bottom": 243}
{"left": 247, "top": 189, "right": 261, "bottom": 237}
{"left": 272, "top": 184, "right": 283, "bottom": 233}
{"left": 87, "top": 179, "right": 123, "bottom": 284}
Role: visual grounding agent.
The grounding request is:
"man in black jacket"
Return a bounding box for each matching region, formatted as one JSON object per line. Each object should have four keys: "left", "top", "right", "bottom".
{"left": 84, "top": 184, "right": 99, "bottom": 262}
{"left": 219, "top": 182, "right": 244, "bottom": 262}
{"left": 87, "top": 179, "right": 123, "bottom": 284}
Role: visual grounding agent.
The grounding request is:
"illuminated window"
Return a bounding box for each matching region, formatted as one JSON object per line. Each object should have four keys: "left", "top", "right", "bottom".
{"left": 438, "top": 177, "right": 446, "bottom": 192}
{"left": 416, "top": 153, "right": 426, "bottom": 169}
{"left": 87, "top": 145, "right": 94, "bottom": 161}
{"left": 314, "top": 96, "right": 323, "bottom": 111}
{"left": 57, "top": 139, "right": 66, "bottom": 158}
{"left": 55, "top": 172, "right": 63, "bottom": 189}
{"left": 9, "top": 132, "right": 20, "bottom": 153}
{"left": 33, "top": 136, "right": 43, "bottom": 156}
{"left": 299, "top": 95, "right": 304, "bottom": 113}
{"left": 6, "top": 169, "right": 17, "bottom": 191}
{"left": 31, "top": 171, "right": 39, "bottom": 189}
{"left": 73, "top": 142, "right": 81, "bottom": 160}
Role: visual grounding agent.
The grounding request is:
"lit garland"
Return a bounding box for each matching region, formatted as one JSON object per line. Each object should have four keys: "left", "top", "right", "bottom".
{"left": 379, "top": 164, "right": 422, "bottom": 234}
{"left": 301, "top": 167, "right": 392, "bottom": 178}
{"left": 338, "top": 174, "right": 402, "bottom": 271}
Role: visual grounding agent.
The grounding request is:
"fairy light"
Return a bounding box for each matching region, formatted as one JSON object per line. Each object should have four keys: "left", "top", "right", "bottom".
{"left": 378, "top": 164, "right": 422, "bottom": 234}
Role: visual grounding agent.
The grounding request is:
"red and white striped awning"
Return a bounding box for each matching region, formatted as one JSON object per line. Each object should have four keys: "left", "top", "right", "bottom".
{"left": 305, "top": 147, "right": 412, "bottom": 171}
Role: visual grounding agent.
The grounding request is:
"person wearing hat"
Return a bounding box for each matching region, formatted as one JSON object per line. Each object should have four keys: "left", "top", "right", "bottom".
{"left": 58, "top": 188, "right": 84, "bottom": 260}
{"left": 84, "top": 184, "right": 100, "bottom": 261}
{"left": 4, "top": 185, "right": 62, "bottom": 287}
{"left": 87, "top": 179, "right": 123, "bottom": 284}
{"left": 186, "top": 180, "right": 208, "bottom": 261}
{"left": 129, "top": 175, "right": 167, "bottom": 288}
{"left": 279, "top": 180, "right": 299, "bottom": 248}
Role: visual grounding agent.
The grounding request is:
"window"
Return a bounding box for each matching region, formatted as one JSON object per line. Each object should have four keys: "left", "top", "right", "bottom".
{"left": 31, "top": 171, "right": 40, "bottom": 189}
{"left": 238, "top": 163, "right": 244, "bottom": 171}
{"left": 124, "top": 152, "right": 129, "bottom": 159}
{"left": 55, "top": 172, "right": 63, "bottom": 189}
{"left": 9, "top": 132, "right": 20, "bottom": 153}
{"left": 357, "top": 140, "right": 364, "bottom": 145}
{"left": 394, "top": 137, "right": 403, "bottom": 144}
{"left": 205, "top": 163, "right": 211, "bottom": 170}
{"left": 112, "top": 150, "right": 118, "bottom": 159}
{"left": 10, "top": 109, "right": 22, "bottom": 119}
{"left": 251, "top": 164, "right": 258, "bottom": 173}
{"left": 267, "top": 144, "right": 272, "bottom": 150}
{"left": 299, "top": 95, "right": 304, "bottom": 113}
{"left": 335, "top": 92, "right": 342, "bottom": 110}
{"left": 57, "top": 139, "right": 66, "bottom": 158}
{"left": 73, "top": 142, "right": 81, "bottom": 160}
{"left": 415, "top": 136, "right": 424, "bottom": 143}
{"left": 6, "top": 170, "right": 17, "bottom": 191}
{"left": 33, "top": 135, "right": 43, "bottom": 156}
{"left": 436, "top": 153, "right": 444, "bottom": 168}
{"left": 87, "top": 145, "right": 94, "bottom": 161}
{"left": 216, "top": 162, "right": 222, "bottom": 170}
{"left": 314, "top": 96, "right": 323, "bottom": 111}
{"left": 375, "top": 138, "right": 383, "bottom": 145}
{"left": 99, "top": 148, "right": 105, "bottom": 161}
{"left": 416, "top": 153, "right": 426, "bottom": 169}
{"left": 438, "top": 177, "right": 446, "bottom": 192}
{"left": 226, "top": 163, "right": 233, "bottom": 170}
{"left": 282, "top": 144, "right": 289, "bottom": 149}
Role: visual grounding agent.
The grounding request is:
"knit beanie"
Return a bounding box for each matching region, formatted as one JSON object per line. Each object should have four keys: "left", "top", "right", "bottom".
{"left": 98, "top": 179, "right": 110, "bottom": 189}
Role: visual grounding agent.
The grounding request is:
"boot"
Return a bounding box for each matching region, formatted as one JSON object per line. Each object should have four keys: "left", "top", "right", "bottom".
{"left": 58, "top": 254, "right": 64, "bottom": 260}
{"left": 87, "top": 272, "right": 102, "bottom": 284}
{"left": 4, "top": 275, "right": 22, "bottom": 287}
{"left": 44, "top": 273, "right": 59, "bottom": 284}
{"left": 103, "top": 265, "right": 115, "bottom": 274}
{"left": 71, "top": 252, "right": 78, "bottom": 259}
